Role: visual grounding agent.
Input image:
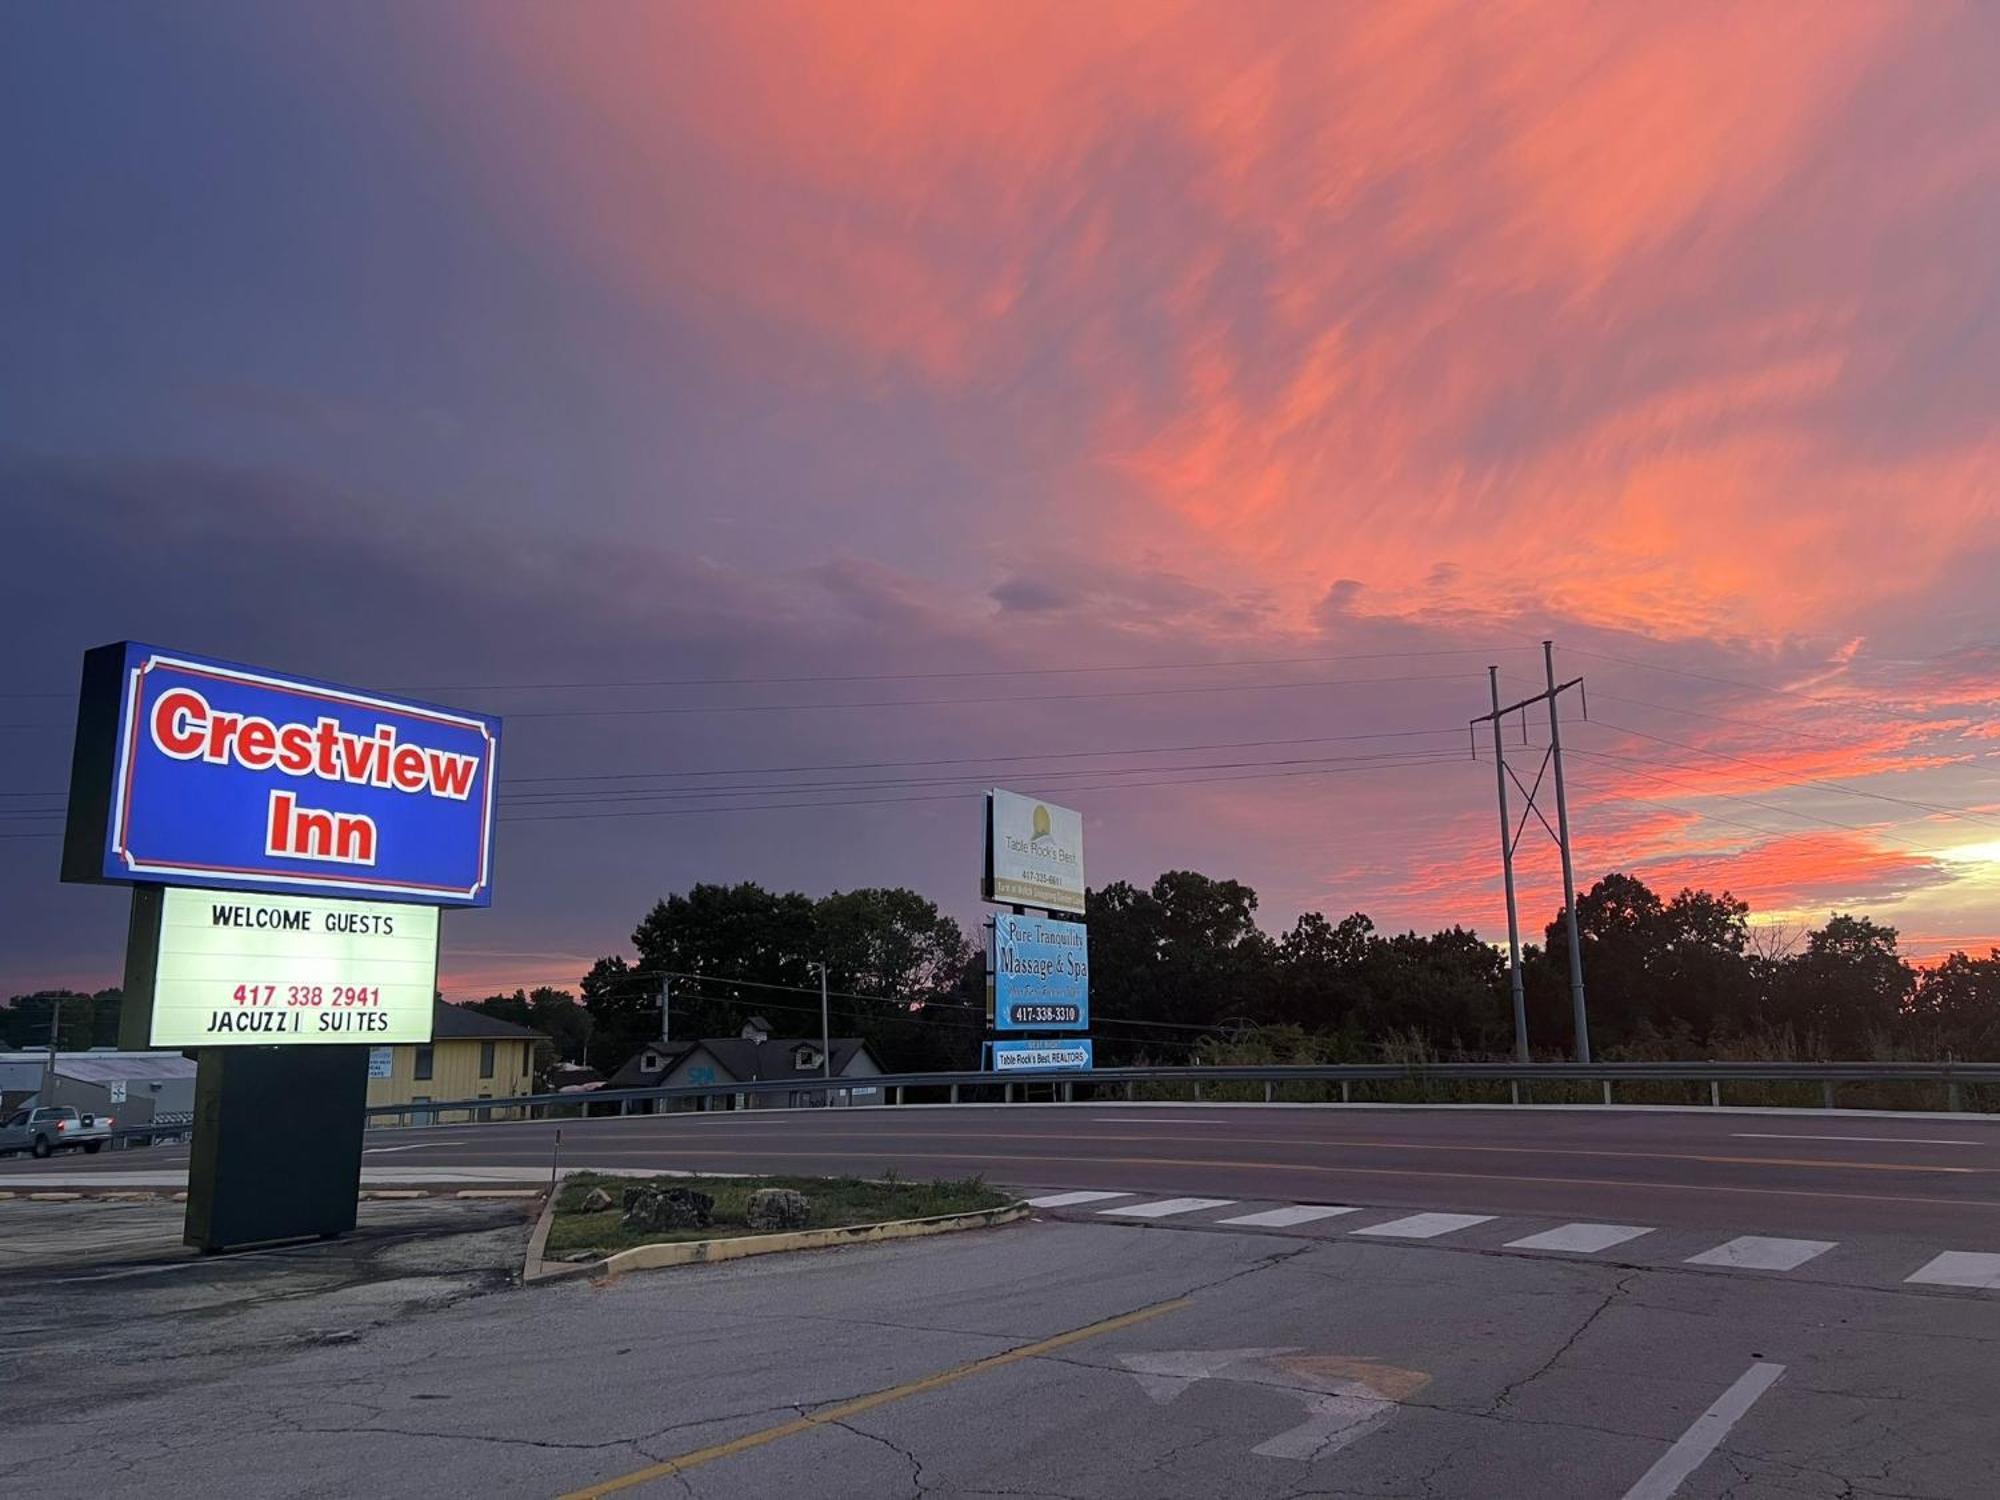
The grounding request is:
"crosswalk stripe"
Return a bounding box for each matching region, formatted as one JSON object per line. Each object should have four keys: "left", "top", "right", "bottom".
{"left": 1905, "top": 1251, "right": 2000, "bottom": 1290}
{"left": 1506, "top": 1223, "right": 1655, "bottom": 1254}
{"left": 1099, "top": 1197, "right": 1236, "bottom": 1219}
{"left": 1025, "top": 1191, "right": 1134, "bottom": 1208}
{"left": 1351, "top": 1212, "right": 1494, "bottom": 1240}
{"left": 1686, "top": 1236, "right": 1836, "bottom": 1272}
{"left": 1216, "top": 1205, "right": 1362, "bottom": 1228}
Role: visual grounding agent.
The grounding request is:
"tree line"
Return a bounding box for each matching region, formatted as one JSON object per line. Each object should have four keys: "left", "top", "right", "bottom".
{"left": 502, "top": 871, "right": 2000, "bottom": 1079}
{"left": 12, "top": 870, "right": 1995, "bottom": 1079}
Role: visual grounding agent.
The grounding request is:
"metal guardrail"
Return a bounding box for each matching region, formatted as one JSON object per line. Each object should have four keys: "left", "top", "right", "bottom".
{"left": 364, "top": 1059, "right": 2000, "bottom": 1128}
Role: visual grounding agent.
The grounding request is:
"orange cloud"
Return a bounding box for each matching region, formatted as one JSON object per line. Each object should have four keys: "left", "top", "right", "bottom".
{"left": 411, "top": 2, "right": 2000, "bottom": 952}
{"left": 448, "top": 1, "right": 1993, "bottom": 644}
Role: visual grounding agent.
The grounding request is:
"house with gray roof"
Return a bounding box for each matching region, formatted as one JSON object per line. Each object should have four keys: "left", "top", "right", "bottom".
{"left": 602, "top": 1016, "right": 886, "bottom": 1109}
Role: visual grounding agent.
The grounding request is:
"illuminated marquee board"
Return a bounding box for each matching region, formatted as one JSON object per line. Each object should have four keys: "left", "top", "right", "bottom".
{"left": 62, "top": 642, "right": 500, "bottom": 906}
{"left": 148, "top": 888, "right": 439, "bottom": 1047}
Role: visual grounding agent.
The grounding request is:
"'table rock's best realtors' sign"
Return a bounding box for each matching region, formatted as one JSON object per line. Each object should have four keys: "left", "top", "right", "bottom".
{"left": 62, "top": 642, "right": 501, "bottom": 906}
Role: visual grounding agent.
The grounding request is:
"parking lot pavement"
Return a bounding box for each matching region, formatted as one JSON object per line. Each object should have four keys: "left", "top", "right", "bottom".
{"left": 2, "top": 1209, "right": 1994, "bottom": 1499}
{"left": 0, "top": 1196, "right": 535, "bottom": 1431}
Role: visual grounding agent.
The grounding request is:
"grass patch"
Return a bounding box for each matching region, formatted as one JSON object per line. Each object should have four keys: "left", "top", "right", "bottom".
{"left": 545, "top": 1171, "right": 1012, "bottom": 1259}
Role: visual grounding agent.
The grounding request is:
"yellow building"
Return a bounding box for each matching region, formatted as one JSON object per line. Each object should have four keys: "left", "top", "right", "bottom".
{"left": 365, "top": 1001, "right": 545, "bottom": 1123}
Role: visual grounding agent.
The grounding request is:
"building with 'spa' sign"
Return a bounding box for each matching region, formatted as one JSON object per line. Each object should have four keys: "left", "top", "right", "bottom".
{"left": 62, "top": 642, "right": 501, "bottom": 907}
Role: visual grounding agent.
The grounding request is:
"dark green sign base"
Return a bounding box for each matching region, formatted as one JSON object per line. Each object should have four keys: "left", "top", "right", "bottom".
{"left": 185, "top": 1045, "right": 370, "bottom": 1252}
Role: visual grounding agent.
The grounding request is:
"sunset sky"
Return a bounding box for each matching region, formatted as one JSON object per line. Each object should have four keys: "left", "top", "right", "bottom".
{"left": 3, "top": 2, "right": 1997, "bottom": 1000}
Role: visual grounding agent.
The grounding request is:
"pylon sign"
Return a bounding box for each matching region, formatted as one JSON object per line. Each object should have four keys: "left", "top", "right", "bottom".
{"left": 981, "top": 789, "right": 1090, "bottom": 1073}
{"left": 55, "top": 640, "right": 504, "bottom": 1251}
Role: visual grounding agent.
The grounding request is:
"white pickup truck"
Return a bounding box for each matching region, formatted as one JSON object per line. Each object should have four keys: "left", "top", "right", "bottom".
{"left": 0, "top": 1104, "right": 113, "bottom": 1159}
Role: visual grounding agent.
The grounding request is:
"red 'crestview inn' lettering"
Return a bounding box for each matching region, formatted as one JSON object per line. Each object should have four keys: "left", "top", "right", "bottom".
{"left": 148, "top": 686, "right": 480, "bottom": 800}
{"left": 266, "top": 789, "right": 378, "bottom": 865}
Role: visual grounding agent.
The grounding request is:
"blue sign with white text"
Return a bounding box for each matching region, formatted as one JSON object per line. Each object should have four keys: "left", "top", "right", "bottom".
{"left": 62, "top": 642, "right": 501, "bottom": 906}
{"left": 993, "top": 913, "right": 1089, "bottom": 1031}
{"left": 992, "top": 1040, "right": 1094, "bottom": 1073}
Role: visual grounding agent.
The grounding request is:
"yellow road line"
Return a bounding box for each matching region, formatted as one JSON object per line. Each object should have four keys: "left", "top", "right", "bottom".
{"left": 557, "top": 1295, "right": 1191, "bottom": 1499}
{"left": 605, "top": 1146, "right": 2000, "bottom": 1212}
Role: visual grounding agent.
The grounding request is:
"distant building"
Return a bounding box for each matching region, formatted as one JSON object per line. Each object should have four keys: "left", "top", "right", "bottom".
{"left": 603, "top": 1015, "right": 886, "bottom": 1109}
{"left": 366, "top": 1001, "right": 547, "bottom": 1122}
{"left": 0, "top": 1050, "right": 197, "bottom": 1128}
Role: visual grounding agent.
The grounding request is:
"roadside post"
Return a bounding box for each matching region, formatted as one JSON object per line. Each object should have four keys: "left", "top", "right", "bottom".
{"left": 60, "top": 642, "right": 501, "bottom": 1250}
{"left": 981, "top": 790, "right": 1091, "bottom": 1095}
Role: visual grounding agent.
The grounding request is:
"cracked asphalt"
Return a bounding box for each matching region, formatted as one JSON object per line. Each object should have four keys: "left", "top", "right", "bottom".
{"left": 3, "top": 1200, "right": 1994, "bottom": 1498}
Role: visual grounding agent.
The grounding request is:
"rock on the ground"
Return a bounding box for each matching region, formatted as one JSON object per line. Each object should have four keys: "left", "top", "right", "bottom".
{"left": 620, "top": 1185, "right": 714, "bottom": 1233}
{"left": 745, "top": 1188, "right": 811, "bottom": 1232}
{"left": 579, "top": 1187, "right": 615, "bottom": 1212}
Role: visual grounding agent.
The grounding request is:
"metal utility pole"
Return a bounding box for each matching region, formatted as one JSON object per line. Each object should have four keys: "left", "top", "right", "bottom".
{"left": 1544, "top": 641, "right": 1590, "bottom": 1063}
{"left": 42, "top": 994, "right": 62, "bottom": 1101}
{"left": 819, "top": 964, "right": 831, "bottom": 1084}
{"left": 1469, "top": 643, "right": 1592, "bottom": 1063}
{"left": 658, "top": 974, "right": 671, "bottom": 1045}
{"left": 1487, "top": 668, "right": 1529, "bottom": 1062}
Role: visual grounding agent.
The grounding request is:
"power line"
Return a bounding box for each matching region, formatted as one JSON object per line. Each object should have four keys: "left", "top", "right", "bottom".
{"left": 0, "top": 668, "right": 1498, "bottom": 730}
{"left": 0, "top": 644, "right": 1536, "bottom": 702}
{"left": 0, "top": 725, "right": 1477, "bottom": 805}
{"left": 502, "top": 748, "right": 1469, "bottom": 809}
{"left": 1587, "top": 687, "right": 1895, "bottom": 750}
{"left": 1587, "top": 716, "right": 2000, "bottom": 832}
{"left": 1563, "top": 745, "right": 1955, "bottom": 856}
{"left": 503, "top": 725, "right": 1468, "bottom": 786}
{"left": 495, "top": 754, "right": 1473, "bottom": 824}
{"left": 495, "top": 668, "right": 1486, "bottom": 721}
{"left": 431, "top": 645, "right": 1534, "bottom": 694}
{"left": 635, "top": 970, "right": 1241, "bottom": 1039}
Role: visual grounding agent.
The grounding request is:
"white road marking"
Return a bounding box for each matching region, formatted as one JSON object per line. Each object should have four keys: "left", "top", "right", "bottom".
{"left": 1025, "top": 1191, "right": 1133, "bottom": 1208}
{"left": 1685, "top": 1236, "right": 1836, "bottom": 1272}
{"left": 1905, "top": 1251, "right": 2000, "bottom": 1290}
{"left": 1506, "top": 1222, "right": 1654, "bottom": 1254}
{"left": 1218, "top": 1205, "right": 1362, "bottom": 1228}
{"left": 1619, "top": 1362, "right": 1785, "bottom": 1500}
{"left": 1731, "top": 1132, "right": 1978, "bottom": 1146}
{"left": 1351, "top": 1212, "right": 1494, "bottom": 1239}
{"left": 1120, "top": 1348, "right": 1413, "bottom": 1462}
{"left": 1099, "top": 1197, "right": 1236, "bottom": 1219}
{"left": 362, "top": 1144, "right": 432, "bottom": 1154}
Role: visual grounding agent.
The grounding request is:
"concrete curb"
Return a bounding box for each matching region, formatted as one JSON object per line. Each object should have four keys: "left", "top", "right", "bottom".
{"left": 522, "top": 1188, "right": 562, "bottom": 1282}
{"left": 526, "top": 1200, "right": 1030, "bottom": 1285}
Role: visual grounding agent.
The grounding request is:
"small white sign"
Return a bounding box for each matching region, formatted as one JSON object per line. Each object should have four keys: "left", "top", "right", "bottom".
{"left": 367, "top": 1046, "right": 395, "bottom": 1079}
{"left": 993, "top": 1043, "right": 1093, "bottom": 1073}
{"left": 986, "top": 789, "right": 1086, "bottom": 914}
{"left": 149, "top": 888, "right": 438, "bottom": 1047}
{"left": 108, "top": 1080, "right": 128, "bottom": 1105}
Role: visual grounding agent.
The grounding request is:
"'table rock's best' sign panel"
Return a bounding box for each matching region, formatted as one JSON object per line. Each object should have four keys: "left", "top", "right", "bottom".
{"left": 62, "top": 642, "right": 500, "bottom": 906}
{"left": 984, "top": 788, "right": 1086, "bottom": 914}
{"left": 149, "top": 888, "right": 439, "bottom": 1046}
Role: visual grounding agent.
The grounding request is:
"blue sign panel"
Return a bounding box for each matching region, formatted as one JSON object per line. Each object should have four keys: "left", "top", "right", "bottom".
{"left": 993, "top": 1040, "right": 1094, "bottom": 1073}
{"left": 62, "top": 642, "right": 500, "bottom": 906}
{"left": 993, "top": 913, "right": 1089, "bottom": 1032}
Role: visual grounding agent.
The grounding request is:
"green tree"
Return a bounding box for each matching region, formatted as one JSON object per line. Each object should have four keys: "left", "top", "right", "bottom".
{"left": 0, "top": 991, "right": 98, "bottom": 1051}
{"left": 1771, "top": 913, "right": 1915, "bottom": 1050}
{"left": 1908, "top": 950, "right": 2000, "bottom": 1057}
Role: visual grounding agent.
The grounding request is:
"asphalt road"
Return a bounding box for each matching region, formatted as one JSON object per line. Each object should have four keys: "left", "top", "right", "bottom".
{"left": 21, "top": 1101, "right": 2000, "bottom": 1242}
{"left": 4, "top": 1187, "right": 1997, "bottom": 1499}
